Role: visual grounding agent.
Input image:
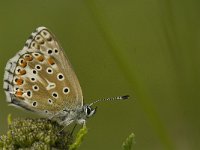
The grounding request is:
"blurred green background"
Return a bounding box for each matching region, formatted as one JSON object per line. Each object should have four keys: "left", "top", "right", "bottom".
{"left": 0, "top": 0, "right": 200, "bottom": 149}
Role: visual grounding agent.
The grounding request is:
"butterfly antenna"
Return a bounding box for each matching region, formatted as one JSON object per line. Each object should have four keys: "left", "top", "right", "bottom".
{"left": 89, "top": 95, "right": 130, "bottom": 106}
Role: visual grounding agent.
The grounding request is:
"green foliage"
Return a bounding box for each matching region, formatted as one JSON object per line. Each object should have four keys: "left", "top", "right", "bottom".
{"left": 1, "top": 115, "right": 134, "bottom": 150}
{"left": 122, "top": 133, "right": 135, "bottom": 150}
{"left": 7, "top": 114, "right": 12, "bottom": 125}
{"left": 0, "top": 118, "right": 73, "bottom": 149}
{"left": 69, "top": 125, "right": 88, "bottom": 150}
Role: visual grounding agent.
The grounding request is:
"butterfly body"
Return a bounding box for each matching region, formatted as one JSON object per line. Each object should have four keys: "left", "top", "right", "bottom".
{"left": 54, "top": 105, "right": 96, "bottom": 126}
{"left": 3, "top": 27, "right": 96, "bottom": 126}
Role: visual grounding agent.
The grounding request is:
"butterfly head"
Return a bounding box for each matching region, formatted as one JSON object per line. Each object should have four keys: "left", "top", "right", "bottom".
{"left": 83, "top": 105, "right": 97, "bottom": 118}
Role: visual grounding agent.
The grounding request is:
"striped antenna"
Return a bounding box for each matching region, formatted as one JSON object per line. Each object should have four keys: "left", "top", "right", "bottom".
{"left": 89, "top": 95, "right": 130, "bottom": 106}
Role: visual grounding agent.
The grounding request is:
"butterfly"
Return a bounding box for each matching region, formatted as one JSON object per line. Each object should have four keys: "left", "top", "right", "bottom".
{"left": 3, "top": 27, "right": 129, "bottom": 126}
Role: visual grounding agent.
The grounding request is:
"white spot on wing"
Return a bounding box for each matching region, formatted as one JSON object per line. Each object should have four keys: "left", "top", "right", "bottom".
{"left": 35, "top": 64, "right": 42, "bottom": 71}
{"left": 32, "top": 85, "right": 39, "bottom": 91}
{"left": 52, "top": 92, "right": 58, "bottom": 99}
{"left": 46, "top": 67, "right": 53, "bottom": 74}
{"left": 46, "top": 80, "right": 56, "bottom": 90}
{"left": 57, "top": 73, "right": 64, "bottom": 81}
{"left": 63, "top": 87, "right": 70, "bottom": 95}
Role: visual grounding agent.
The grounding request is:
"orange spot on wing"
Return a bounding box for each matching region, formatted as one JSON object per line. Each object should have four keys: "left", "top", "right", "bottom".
{"left": 24, "top": 55, "right": 33, "bottom": 61}
{"left": 20, "top": 61, "right": 27, "bottom": 68}
{"left": 15, "top": 90, "right": 23, "bottom": 98}
{"left": 48, "top": 57, "right": 55, "bottom": 65}
{"left": 37, "top": 55, "right": 44, "bottom": 62}
{"left": 19, "top": 70, "right": 26, "bottom": 75}
{"left": 16, "top": 78, "right": 24, "bottom": 85}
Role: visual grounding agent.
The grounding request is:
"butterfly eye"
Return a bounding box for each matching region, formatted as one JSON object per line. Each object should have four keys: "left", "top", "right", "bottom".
{"left": 86, "top": 107, "right": 91, "bottom": 115}
{"left": 57, "top": 73, "right": 65, "bottom": 81}
{"left": 84, "top": 105, "right": 96, "bottom": 117}
{"left": 46, "top": 67, "right": 53, "bottom": 74}
{"left": 63, "top": 87, "right": 70, "bottom": 95}
{"left": 85, "top": 106, "right": 92, "bottom": 116}
{"left": 35, "top": 65, "right": 42, "bottom": 71}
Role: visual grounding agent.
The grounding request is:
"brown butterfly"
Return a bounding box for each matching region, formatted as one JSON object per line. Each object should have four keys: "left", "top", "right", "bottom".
{"left": 3, "top": 27, "right": 129, "bottom": 126}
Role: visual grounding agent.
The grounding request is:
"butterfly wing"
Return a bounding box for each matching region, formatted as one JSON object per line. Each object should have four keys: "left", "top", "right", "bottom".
{"left": 3, "top": 27, "right": 83, "bottom": 116}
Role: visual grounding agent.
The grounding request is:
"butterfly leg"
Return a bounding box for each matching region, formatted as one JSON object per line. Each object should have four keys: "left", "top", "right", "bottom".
{"left": 59, "top": 118, "right": 74, "bottom": 126}
{"left": 56, "top": 119, "right": 74, "bottom": 134}
{"left": 70, "top": 124, "right": 77, "bottom": 136}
